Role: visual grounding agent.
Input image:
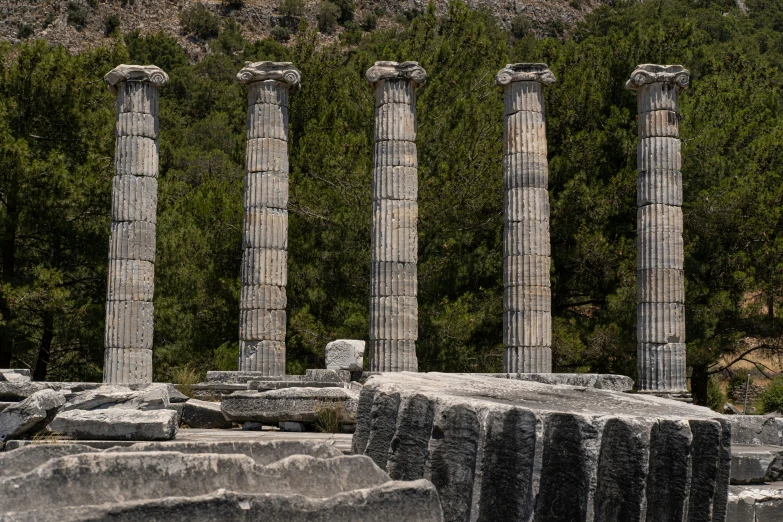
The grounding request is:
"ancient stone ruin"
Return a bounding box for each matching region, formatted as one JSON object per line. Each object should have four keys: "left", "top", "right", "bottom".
{"left": 236, "top": 61, "right": 301, "bottom": 376}
{"left": 496, "top": 63, "right": 555, "bottom": 373}
{"left": 627, "top": 64, "right": 690, "bottom": 393}
{"left": 366, "top": 61, "right": 427, "bottom": 372}
{"left": 102, "top": 65, "right": 168, "bottom": 385}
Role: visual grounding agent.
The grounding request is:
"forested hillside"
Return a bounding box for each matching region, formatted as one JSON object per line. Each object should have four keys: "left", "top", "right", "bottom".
{"left": 1, "top": 0, "right": 781, "bottom": 404}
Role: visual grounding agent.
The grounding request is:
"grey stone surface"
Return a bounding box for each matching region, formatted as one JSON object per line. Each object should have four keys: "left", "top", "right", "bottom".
{"left": 0, "top": 369, "right": 31, "bottom": 382}
{"left": 496, "top": 64, "right": 555, "bottom": 374}
{"left": 49, "top": 408, "right": 178, "bottom": 440}
{"left": 627, "top": 63, "right": 690, "bottom": 393}
{"left": 165, "top": 384, "right": 190, "bottom": 403}
{"left": 353, "top": 372, "right": 730, "bottom": 522}
{"left": 731, "top": 445, "right": 783, "bottom": 485}
{"left": 222, "top": 387, "right": 359, "bottom": 424}
{"left": 465, "top": 372, "right": 634, "bottom": 391}
{"left": 4, "top": 480, "right": 443, "bottom": 522}
{"left": 181, "top": 399, "right": 232, "bottom": 429}
{"left": 61, "top": 384, "right": 169, "bottom": 411}
{"left": 0, "top": 443, "right": 99, "bottom": 478}
{"left": 727, "top": 483, "right": 783, "bottom": 522}
{"left": 326, "top": 339, "right": 365, "bottom": 371}
{"left": 728, "top": 415, "right": 783, "bottom": 446}
{"left": 367, "top": 61, "right": 426, "bottom": 373}
{"left": 236, "top": 62, "right": 300, "bottom": 376}
{"left": 279, "top": 421, "right": 308, "bottom": 431}
{"left": 103, "top": 64, "right": 167, "bottom": 385}
{"left": 0, "top": 389, "right": 65, "bottom": 442}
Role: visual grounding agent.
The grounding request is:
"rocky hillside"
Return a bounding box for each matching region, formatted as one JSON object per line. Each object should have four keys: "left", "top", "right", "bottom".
{"left": 0, "top": 0, "right": 610, "bottom": 55}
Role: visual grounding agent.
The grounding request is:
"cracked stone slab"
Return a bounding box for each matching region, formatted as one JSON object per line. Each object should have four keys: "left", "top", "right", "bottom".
{"left": 48, "top": 408, "right": 178, "bottom": 441}
{"left": 731, "top": 445, "right": 783, "bottom": 485}
{"left": 353, "top": 372, "right": 730, "bottom": 522}
{"left": 0, "top": 389, "right": 65, "bottom": 442}
{"left": 727, "top": 482, "right": 783, "bottom": 522}
{"left": 221, "top": 387, "right": 359, "bottom": 424}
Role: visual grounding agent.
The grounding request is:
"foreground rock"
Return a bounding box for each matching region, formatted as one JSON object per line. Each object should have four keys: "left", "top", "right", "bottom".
{"left": 0, "top": 444, "right": 98, "bottom": 478}
{"left": 727, "top": 415, "right": 783, "bottom": 445}
{"left": 354, "top": 372, "right": 731, "bottom": 522}
{"left": 731, "top": 445, "right": 783, "bottom": 485}
{"left": 326, "top": 340, "right": 365, "bottom": 371}
{"left": 49, "top": 408, "right": 178, "bottom": 440}
{"left": 180, "top": 399, "right": 232, "bottom": 429}
{"left": 222, "top": 387, "right": 359, "bottom": 425}
{"left": 0, "top": 389, "right": 65, "bottom": 442}
{"left": 477, "top": 372, "right": 635, "bottom": 392}
{"left": 727, "top": 482, "right": 783, "bottom": 522}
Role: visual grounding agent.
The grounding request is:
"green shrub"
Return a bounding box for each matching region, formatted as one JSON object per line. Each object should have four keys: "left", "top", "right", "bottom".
{"left": 42, "top": 12, "right": 55, "bottom": 29}
{"left": 104, "top": 14, "right": 121, "bottom": 36}
{"left": 316, "top": 2, "right": 339, "bottom": 34}
{"left": 278, "top": 0, "right": 305, "bottom": 18}
{"left": 17, "top": 23, "right": 34, "bottom": 39}
{"left": 214, "top": 19, "right": 247, "bottom": 54}
{"left": 339, "top": 20, "right": 362, "bottom": 44}
{"left": 223, "top": 0, "right": 244, "bottom": 7}
{"left": 707, "top": 376, "right": 726, "bottom": 412}
{"left": 271, "top": 25, "right": 291, "bottom": 42}
{"left": 172, "top": 366, "right": 202, "bottom": 398}
{"left": 66, "top": 2, "right": 89, "bottom": 29}
{"left": 180, "top": 2, "right": 220, "bottom": 40}
{"left": 359, "top": 11, "right": 377, "bottom": 31}
{"left": 758, "top": 375, "right": 783, "bottom": 414}
{"left": 330, "top": 0, "right": 354, "bottom": 23}
{"left": 510, "top": 14, "right": 530, "bottom": 38}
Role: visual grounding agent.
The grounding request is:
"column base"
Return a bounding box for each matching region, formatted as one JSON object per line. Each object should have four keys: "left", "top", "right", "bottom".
{"left": 369, "top": 340, "right": 417, "bottom": 372}
{"left": 239, "top": 340, "right": 285, "bottom": 375}
{"left": 103, "top": 347, "right": 152, "bottom": 384}
{"left": 503, "top": 346, "right": 552, "bottom": 373}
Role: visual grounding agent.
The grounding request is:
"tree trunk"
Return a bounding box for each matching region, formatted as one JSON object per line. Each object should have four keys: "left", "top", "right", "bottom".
{"left": 33, "top": 311, "right": 54, "bottom": 381}
{"left": 691, "top": 364, "right": 709, "bottom": 406}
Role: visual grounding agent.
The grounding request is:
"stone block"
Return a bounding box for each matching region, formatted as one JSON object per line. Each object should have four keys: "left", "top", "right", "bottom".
{"left": 249, "top": 381, "right": 342, "bottom": 391}
{"left": 116, "top": 111, "right": 158, "bottom": 138}
{"left": 246, "top": 103, "right": 288, "bottom": 140}
{"left": 221, "top": 387, "right": 359, "bottom": 424}
{"left": 109, "top": 220, "right": 156, "bottom": 262}
{"left": 371, "top": 261, "right": 417, "bottom": 297}
{"left": 240, "top": 247, "right": 287, "bottom": 286}
{"left": 242, "top": 208, "right": 288, "bottom": 249}
{"left": 492, "top": 372, "right": 634, "bottom": 391}
{"left": 503, "top": 254, "right": 550, "bottom": 287}
{"left": 114, "top": 135, "right": 159, "bottom": 177}
{"left": 373, "top": 140, "right": 418, "bottom": 168}
{"left": 504, "top": 186, "right": 549, "bottom": 223}
{"left": 638, "top": 109, "right": 679, "bottom": 138}
{"left": 637, "top": 136, "right": 681, "bottom": 172}
{"left": 239, "top": 340, "right": 285, "bottom": 375}
{"left": 503, "top": 285, "right": 551, "bottom": 311}
{"left": 503, "top": 110, "right": 547, "bottom": 156}
{"left": 245, "top": 137, "right": 288, "bottom": 173}
{"left": 0, "top": 369, "right": 31, "bottom": 382}
{"left": 245, "top": 170, "right": 289, "bottom": 209}
{"left": 326, "top": 340, "right": 365, "bottom": 371}
{"left": 180, "top": 399, "right": 232, "bottom": 429}
{"left": 371, "top": 199, "right": 418, "bottom": 263}
{"left": 104, "top": 301, "right": 154, "bottom": 349}
{"left": 304, "top": 369, "right": 352, "bottom": 383}
{"left": 116, "top": 81, "right": 159, "bottom": 115}
{"left": 373, "top": 166, "right": 418, "bottom": 201}
{"left": 103, "top": 347, "right": 153, "bottom": 384}
{"left": 503, "top": 152, "right": 548, "bottom": 189}
{"left": 0, "top": 389, "right": 65, "bottom": 442}
{"left": 279, "top": 420, "right": 308, "bottom": 431}
{"left": 369, "top": 339, "right": 418, "bottom": 372}
{"left": 370, "top": 296, "right": 418, "bottom": 340}
{"left": 353, "top": 373, "right": 730, "bottom": 522}
{"left": 247, "top": 80, "right": 289, "bottom": 107}
{"left": 164, "top": 384, "right": 189, "bottom": 403}
{"left": 375, "top": 103, "right": 417, "bottom": 142}
{"left": 49, "top": 408, "right": 178, "bottom": 441}
{"left": 239, "top": 308, "right": 286, "bottom": 341}
{"left": 0, "top": 444, "right": 100, "bottom": 479}
{"left": 638, "top": 168, "right": 683, "bottom": 206}
{"left": 728, "top": 416, "right": 783, "bottom": 446}
{"left": 0, "top": 382, "right": 65, "bottom": 401}
{"left": 731, "top": 445, "right": 783, "bottom": 485}
{"left": 637, "top": 268, "right": 685, "bottom": 303}
{"left": 207, "top": 371, "right": 289, "bottom": 384}
{"left": 503, "top": 310, "right": 552, "bottom": 346}
{"left": 504, "top": 80, "right": 545, "bottom": 114}
{"left": 61, "top": 384, "right": 169, "bottom": 411}
{"left": 637, "top": 342, "right": 687, "bottom": 392}
{"left": 112, "top": 174, "right": 158, "bottom": 223}
{"left": 727, "top": 483, "right": 783, "bottom": 522}
{"left": 503, "top": 220, "right": 551, "bottom": 256}
{"left": 106, "top": 259, "right": 155, "bottom": 301}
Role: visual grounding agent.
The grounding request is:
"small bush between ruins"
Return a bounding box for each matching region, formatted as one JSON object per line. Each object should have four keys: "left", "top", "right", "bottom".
{"left": 758, "top": 375, "right": 783, "bottom": 414}
{"left": 314, "top": 400, "right": 343, "bottom": 433}
{"left": 172, "top": 367, "right": 202, "bottom": 398}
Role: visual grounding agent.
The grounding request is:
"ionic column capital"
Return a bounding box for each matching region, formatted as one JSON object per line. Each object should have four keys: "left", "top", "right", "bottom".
{"left": 366, "top": 61, "right": 427, "bottom": 88}
{"left": 496, "top": 63, "right": 556, "bottom": 86}
{"left": 237, "top": 61, "right": 302, "bottom": 90}
{"left": 625, "top": 64, "right": 690, "bottom": 91}
{"left": 104, "top": 65, "right": 168, "bottom": 94}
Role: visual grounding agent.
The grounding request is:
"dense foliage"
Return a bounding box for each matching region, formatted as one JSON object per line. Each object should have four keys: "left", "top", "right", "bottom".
{"left": 1, "top": 0, "right": 781, "bottom": 404}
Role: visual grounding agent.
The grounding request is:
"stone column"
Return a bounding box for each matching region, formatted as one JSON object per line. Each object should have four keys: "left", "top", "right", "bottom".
{"left": 236, "top": 62, "right": 301, "bottom": 375}
{"left": 366, "top": 61, "right": 427, "bottom": 372}
{"left": 496, "top": 64, "right": 556, "bottom": 373}
{"left": 102, "top": 65, "right": 168, "bottom": 384}
{"left": 626, "top": 64, "right": 690, "bottom": 392}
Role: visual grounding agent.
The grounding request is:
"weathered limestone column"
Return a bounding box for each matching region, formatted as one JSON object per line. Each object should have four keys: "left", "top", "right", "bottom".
{"left": 103, "top": 65, "right": 168, "bottom": 384}
{"left": 496, "top": 64, "right": 556, "bottom": 373}
{"left": 626, "top": 64, "right": 690, "bottom": 392}
{"left": 236, "top": 62, "right": 301, "bottom": 375}
{"left": 366, "top": 61, "right": 427, "bottom": 372}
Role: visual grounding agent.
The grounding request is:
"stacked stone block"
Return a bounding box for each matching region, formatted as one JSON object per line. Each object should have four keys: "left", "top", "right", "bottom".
{"left": 236, "top": 62, "right": 301, "bottom": 375}
{"left": 496, "top": 64, "right": 556, "bottom": 373}
{"left": 626, "top": 64, "right": 690, "bottom": 392}
{"left": 102, "top": 65, "right": 168, "bottom": 384}
{"left": 366, "top": 61, "right": 427, "bottom": 372}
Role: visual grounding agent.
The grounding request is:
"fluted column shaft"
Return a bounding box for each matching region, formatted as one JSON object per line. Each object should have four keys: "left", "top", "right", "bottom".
{"left": 627, "top": 64, "right": 690, "bottom": 392}
{"left": 103, "top": 65, "right": 168, "bottom": 384}
{"left": 496, "top": 64, "right": 556, "bottom": 373}
{"left": 237, "top": 62, "right": 300, "bottom": 375}
{"left": 367, "top": 61, "right": 426, "bottom": 372}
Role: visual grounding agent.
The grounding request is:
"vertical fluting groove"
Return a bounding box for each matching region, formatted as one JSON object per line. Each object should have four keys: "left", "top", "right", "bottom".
{"left": 501, "top": 75, "right": 552, "bottom": 373}
{"left": 238, "top": 78, "right": 293, "bottom": 375}
{"left": 368, "top": 71, "right": 423, "bottom": 372}
{"left": 630, "top": 66, "right": 688, "bottom": 392}
{"left": 104, "top": 70, "right": 166, "bottom": 385}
